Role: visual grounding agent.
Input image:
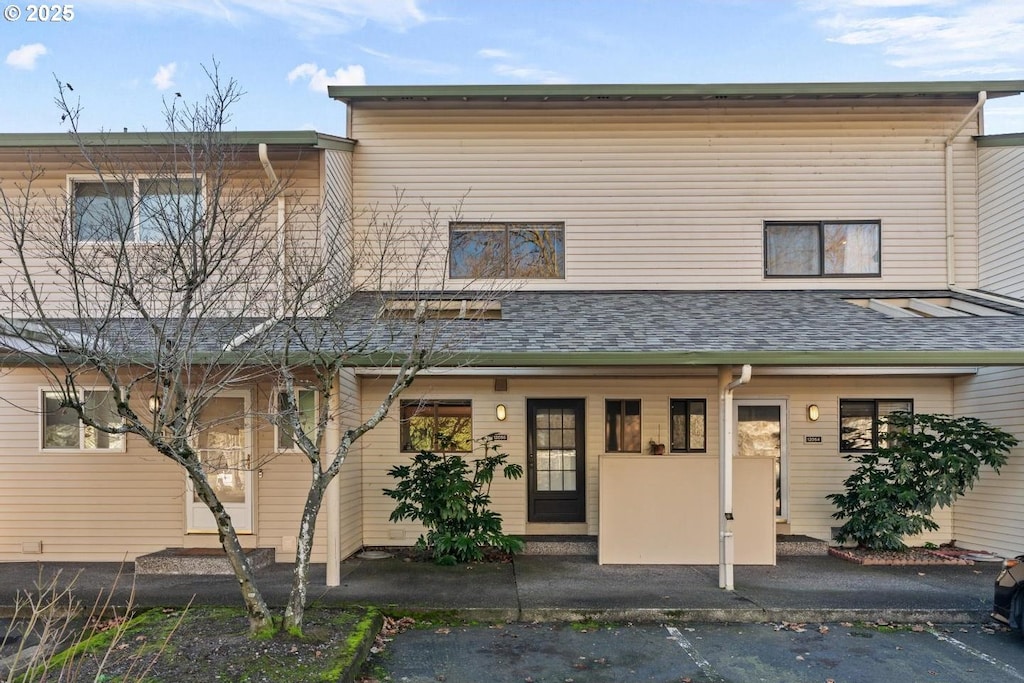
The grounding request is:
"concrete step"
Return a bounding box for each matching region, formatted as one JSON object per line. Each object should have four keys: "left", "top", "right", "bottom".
{"left": 521, "top": 535, "right": 598, "bottom": 556}
{"left": 776, "top": 534, "right": 829, "bottom": 556}
{"left": 135, "top": 547, "right": 276, "bottom": 575}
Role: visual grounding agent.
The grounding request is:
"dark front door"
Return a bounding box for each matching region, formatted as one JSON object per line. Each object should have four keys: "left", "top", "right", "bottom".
{"left": 527, "top": 399, "right": 586, "bottom": 523}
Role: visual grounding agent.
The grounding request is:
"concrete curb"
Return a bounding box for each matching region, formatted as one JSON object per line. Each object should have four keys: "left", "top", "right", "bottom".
{"left": 369, "top": 606, "right": 991, "bottom": 626}
{"left": 338, "top": 608, "right": 384, "bottom": 683}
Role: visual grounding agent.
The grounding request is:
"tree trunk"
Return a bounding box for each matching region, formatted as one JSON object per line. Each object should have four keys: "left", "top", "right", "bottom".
{"left": 188, "top": 466, "right": 274, "bottom": 633}
{"left": 283, "top": 476, "right": 326, "bottom": 632}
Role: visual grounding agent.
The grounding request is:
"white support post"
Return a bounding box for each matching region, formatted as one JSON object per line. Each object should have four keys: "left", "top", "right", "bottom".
{"left": 325, "top": 375, "right": 342, "bottom": 587}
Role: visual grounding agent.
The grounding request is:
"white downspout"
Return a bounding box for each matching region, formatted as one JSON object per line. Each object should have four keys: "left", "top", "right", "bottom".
{"left": 719, "top": 363, "right": 751, "bottom": 591}
{"left": 325, "top": 373, "right": 342, "bottom": 587}
{"left": 944, "top": 91, "right": 986, "bottom": 287}
{"left": 259, "top": 143, "right": 287, "bottom": 317}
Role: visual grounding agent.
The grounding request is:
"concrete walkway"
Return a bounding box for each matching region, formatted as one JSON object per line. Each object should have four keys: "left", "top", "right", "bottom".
{"left": 0, "top": 554, "right": 1001, "bottom": 624}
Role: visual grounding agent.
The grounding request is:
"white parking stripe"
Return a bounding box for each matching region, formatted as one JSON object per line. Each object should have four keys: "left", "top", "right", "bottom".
{"left": 930, "top": 630, "right": 1024, "bottom": 681}
{"left": 666, "top": 626, "right": 726, "bottom": 682}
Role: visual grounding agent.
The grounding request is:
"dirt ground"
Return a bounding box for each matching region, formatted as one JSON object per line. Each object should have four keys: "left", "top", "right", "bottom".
{"left": 2, "top": 606, "right": 376, "bottom": 683}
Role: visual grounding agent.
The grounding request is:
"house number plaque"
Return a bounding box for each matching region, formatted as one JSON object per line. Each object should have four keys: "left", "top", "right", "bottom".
{"left": 805, "top": 436, "right": 823, "bottom": 443}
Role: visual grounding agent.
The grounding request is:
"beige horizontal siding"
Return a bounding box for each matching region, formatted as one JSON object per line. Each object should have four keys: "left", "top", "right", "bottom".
{"left": 359, "top": 372, "right": 955, "bottom": 549}
{"left": 0, "top": 369, "right": 340, "bottom": 562}
{"left": 349, "top": 101, "right": 980, "bottom": 290}
{"left": 979, "top": 146, "right": 1024, "bottom": 297}
{"left": 0, "top": 146, "right": 325, "bottom": 318}
{"left": 953, "top": 368, "right": 1024, "bottom": 557}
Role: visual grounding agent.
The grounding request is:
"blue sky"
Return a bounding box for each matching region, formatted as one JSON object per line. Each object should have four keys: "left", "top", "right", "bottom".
{"left": 2, "top": 0, "right": 1024, "bottom": 134}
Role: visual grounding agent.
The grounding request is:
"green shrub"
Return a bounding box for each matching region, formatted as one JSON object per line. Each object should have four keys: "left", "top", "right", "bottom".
{"left": 384, "top": 434, "right": 524, "bottom": 564}
{"left": 828, "top": 412, "right": 1017, "bottom": 550}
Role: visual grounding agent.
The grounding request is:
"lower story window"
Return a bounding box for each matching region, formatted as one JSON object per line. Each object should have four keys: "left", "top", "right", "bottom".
{"left": 41, "top": 389, "right": 124, "bottom": 450}
{"left": 276, "top": 388, "right": 318, "bottom": 450}
{"left": 670, "top": 399, "right": 707, "bottom": 452}
{"left": 401, "top": 400, "right": 473, "bottom": 452}
{"left": 605, "top": 399, "right": 641, "bottom": 452}
{"left": 839, "top": 399, "right": 913, "bottom": 451}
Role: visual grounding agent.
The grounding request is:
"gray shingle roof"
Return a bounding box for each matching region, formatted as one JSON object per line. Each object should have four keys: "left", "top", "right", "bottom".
{"left": 317, "top": 289, "right": 1024, "bottom": 365}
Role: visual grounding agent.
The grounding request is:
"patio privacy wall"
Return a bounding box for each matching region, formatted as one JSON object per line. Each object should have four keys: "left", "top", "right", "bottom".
{"left": 359, "top": 374, "right": 954, "bottom": 551}
{"left": 346, "top": 100, "right": 980, "bottom": 291}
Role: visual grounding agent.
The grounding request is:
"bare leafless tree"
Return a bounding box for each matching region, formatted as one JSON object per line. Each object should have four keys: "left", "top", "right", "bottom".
{"left": 0, "top": 68, "right": 507, "bottom": 633}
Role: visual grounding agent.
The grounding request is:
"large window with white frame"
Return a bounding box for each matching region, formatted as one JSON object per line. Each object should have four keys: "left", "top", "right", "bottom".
{"left": 275, "top": 388, "right": 319, "bottom": 451}
{"left": 40, "top": 389, "right": 124, "bottom": 450}
{"left": 764, "top": 221, "right": 880, "bottom": 277}
{"left": 71, "top": 176, "right": 203, "bottom": 243}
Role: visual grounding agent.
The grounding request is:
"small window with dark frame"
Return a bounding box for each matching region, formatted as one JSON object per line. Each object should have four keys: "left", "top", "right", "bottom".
{"left": 839, "top": 399, "right": 913, "bottom": 451}
{"left": 400, "top": 400, "right": 473, "bottom": 453}
{"left": 276, "top": 388, "right": 318, "bottom": 451}
{"left": 450, "top": 222, "right": 565, "bottom": 279}
{"left": 605, "top": 399, "right": 641, "bottom": 452}
{"left": 670, "top": 399, "right": 707, "bottom": 452}
{"left": 765, "top": 221, "right": 880, "bottom": 277}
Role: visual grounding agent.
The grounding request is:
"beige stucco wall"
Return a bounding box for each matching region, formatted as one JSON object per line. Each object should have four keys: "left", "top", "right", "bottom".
{"left": 348, "top": 99, "right": 980, "bottom": 291}
{"left": 359, "top": 372, "right": 956, "bottom": 550}
{"left": 599, "top": 455, "right": 775, "bottom": 564}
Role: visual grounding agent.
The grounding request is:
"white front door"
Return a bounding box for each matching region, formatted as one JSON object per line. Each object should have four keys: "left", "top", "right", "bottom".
{"left": 734, "top": 399, "right": 788, "bottom": 521}
{"left": 186, "top": 391, "right": 254, "bottom": 533}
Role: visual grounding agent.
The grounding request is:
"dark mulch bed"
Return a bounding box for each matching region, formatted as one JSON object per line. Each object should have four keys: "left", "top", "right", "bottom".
{"left": 829, "top": 546, "right": 1000, "bottom": 566}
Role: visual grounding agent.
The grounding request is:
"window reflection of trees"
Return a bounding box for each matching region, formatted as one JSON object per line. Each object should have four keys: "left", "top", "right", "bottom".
{"left": 401, "top": 401, "right": 473, "bottom": 452}
{"left": 450, "top": 223, "right": 564, "bottom": 278}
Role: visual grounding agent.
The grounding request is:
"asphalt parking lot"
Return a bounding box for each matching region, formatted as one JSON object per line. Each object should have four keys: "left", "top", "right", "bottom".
{"left": 370, "top": 620, "right": 1024, "bottom": 683}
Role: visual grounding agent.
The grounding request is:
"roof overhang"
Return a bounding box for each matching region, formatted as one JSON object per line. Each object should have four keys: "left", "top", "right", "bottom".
{"left": 345, "top": 350, "right": 1024, "bottom": 368}
{"left": 0, "top": 130, "right": 355, "bottom": 151}
{"left": 329, "top": 81, "right": 1024, "bottom": 105}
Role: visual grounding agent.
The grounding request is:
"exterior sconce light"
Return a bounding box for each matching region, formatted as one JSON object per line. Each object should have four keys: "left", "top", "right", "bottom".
{"left": 807, "top": 404, "right": 820, "bottom": 422}
{"left": 148, "top": 395, "right": 162, "bottom": 413}
{"left": 495, "top": 404, "right": 507, "bottom": 421}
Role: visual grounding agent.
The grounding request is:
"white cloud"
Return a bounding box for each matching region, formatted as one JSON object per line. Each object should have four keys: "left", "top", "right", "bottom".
{"left": 5, "top": 43, "right": 47, "bottom": 70}
{"left": 288, "top": 63, "right": 366, "bottom": 93}
{"left": 809, "top": 1, "right": 1024, "bottom": 73}
{"left": 84, "top": 0, "right": 427, "bottom": 34}
{"left": 478, "top": 48, "right": 513, "bottom": 60}
{"left": 493, "top": 64, "right": 571, "bottom": 85}
{"left": 152, "top": 62, "right": 178, "bottom": 90}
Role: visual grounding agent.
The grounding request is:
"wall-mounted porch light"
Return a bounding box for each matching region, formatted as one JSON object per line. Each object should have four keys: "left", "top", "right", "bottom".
{"left": 495, "top": 404, "right": 507, "bottom": 421}
{"left": 807, "top": 404, "right": 820, "bottom": 422}
{"left": 148, "top": 395, "right": 162, "bottom": 413}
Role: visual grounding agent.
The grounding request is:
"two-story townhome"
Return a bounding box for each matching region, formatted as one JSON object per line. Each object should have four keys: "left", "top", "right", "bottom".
{"left": 325, "top": 81, "right": 1024, "bottom": 578}
{"left": 3, "top": 82, "right": 1024, "bottom": 583}
{"left": 0, "top": 131, "right": 361, "bottom": 565}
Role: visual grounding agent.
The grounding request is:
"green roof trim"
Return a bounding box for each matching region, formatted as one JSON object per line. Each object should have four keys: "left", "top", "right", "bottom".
{"left": 344, "top": 350, "right": 1024, "bottom": 368}
{"left": 977, "top": 133, "right": 1024, "bottom": 147}
{"left": 0, "top": 130, "right": 354, "bottom": 151}
{"left": 329, "top": 80, "right": 1024, "bottom": 104}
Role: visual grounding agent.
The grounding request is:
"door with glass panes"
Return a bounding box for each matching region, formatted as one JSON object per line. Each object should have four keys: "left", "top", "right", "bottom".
{"left": 527, "top": 399, "right": 586, "bottom": 523}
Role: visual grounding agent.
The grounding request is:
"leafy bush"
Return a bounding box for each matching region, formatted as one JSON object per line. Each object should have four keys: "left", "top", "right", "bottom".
{"left": 828, "top": 412, "right": 1017, "bottom": 550}
{"left": 384, "top": 434, "right": 524, "bottom": 564}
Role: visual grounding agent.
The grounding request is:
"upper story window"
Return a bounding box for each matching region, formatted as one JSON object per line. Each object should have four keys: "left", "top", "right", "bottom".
{"left": 839, "top": 398, "right": 913, "bottom": 452}
{"left": 41, "top": 389, "right": 124, "bottom": 451}
{"left": 400, "top": 399, "right": 473, "bottom": 453}
{"left": 72, "top": 176, "right": 203, "bottom": 242}
{"left": 765, "top": 221, "right": 880, "bottom": 277}
{"left": 450, "top": 222, "right": 565, "bottom": 279}
{"left": 605, "top": 399, "right": 641, "bottom": 452}
{"left": 276, "top": 388, "right": 318, "bottom": 451}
